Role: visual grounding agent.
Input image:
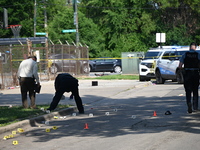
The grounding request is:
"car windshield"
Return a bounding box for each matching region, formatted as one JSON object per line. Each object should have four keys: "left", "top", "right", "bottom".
{"left": 143, "top": 51, "right": 160, "bottom": 60}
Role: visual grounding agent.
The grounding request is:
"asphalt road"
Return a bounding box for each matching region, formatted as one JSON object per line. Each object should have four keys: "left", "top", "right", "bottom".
{"left": 1, "top": 80, "right": 200, "bottom": 150}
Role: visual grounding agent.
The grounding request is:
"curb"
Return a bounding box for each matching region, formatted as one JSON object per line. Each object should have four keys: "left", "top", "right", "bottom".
{"left": 0, "top": 107, "right": 77, "bottom": 135}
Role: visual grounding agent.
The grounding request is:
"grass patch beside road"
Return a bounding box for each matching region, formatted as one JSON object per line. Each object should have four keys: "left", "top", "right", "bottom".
{"left": 0, "top": 104, "right": 70, "bottom": 127}
{"left": 80, "top": 74, "right": 139, "bottom": 80}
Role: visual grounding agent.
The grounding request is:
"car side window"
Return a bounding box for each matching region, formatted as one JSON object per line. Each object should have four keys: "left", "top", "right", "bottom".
{"left": 62, "top": 54, "right": 69, "bottom": 59}
{"left": 169, "top": 51, "right": 175, "bottom": 59}
{"left": 177, "top": 51, "right": 187, "bottom": 59}
{"left": 105, "top": 59, "right": 113, "bottom": 62}
{"left": 96, "top": 59, "right": 104, "bottom": 62}
{"left": 55, "top": 55, "right": 61, "bottom": 59}
{"left": 162, "top": 51, "right": 170, "bottom": 59}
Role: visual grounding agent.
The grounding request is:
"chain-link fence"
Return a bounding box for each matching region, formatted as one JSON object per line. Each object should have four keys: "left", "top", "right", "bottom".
{"left": 0, "top": 44, "right": 89, "bottom": 89}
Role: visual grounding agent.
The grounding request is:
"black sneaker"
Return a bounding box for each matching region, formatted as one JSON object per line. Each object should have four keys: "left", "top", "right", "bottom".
{"left": 193, "top": 109, "right": 199, "bottom": 112}
{"left": 188, "top": 107, "right": 192, "bottom": 113}
{"left": 187, "top": 103, "right": 192, "bottom": 113}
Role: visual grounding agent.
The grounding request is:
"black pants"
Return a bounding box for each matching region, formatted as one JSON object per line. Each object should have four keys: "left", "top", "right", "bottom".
{"left": 183, "top": 71, "right": 199, "bottom": 110}
{"left": 48, "top": 86, "right": 84, "bottom": 113}
{"left": 19, "top": 77, "right": 36, "bottom": 108}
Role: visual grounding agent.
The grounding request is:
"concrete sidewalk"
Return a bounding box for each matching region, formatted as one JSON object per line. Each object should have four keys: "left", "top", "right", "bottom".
{"left": 0, "top": 80, "right": 152, "bottom": 134}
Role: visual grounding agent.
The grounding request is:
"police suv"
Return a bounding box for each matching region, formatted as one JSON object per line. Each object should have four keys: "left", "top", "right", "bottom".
{"left": 155, "top": 46, "right": 200, "bottom": 84}
{"left": 139, "top": 48, "right": 163, "bottom": 81}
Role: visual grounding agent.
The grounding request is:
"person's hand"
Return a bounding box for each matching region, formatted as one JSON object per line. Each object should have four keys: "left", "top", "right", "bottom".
{"left": 37, "top": 82, "right": 40, "bottom": 87}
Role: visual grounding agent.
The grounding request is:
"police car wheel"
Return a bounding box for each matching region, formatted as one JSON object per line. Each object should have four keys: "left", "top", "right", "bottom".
{"left": 139, "top": 76, "right": 146, "bottom": 81}
{"left": 146, "top": 78, "right": 150, "bottom": 81}
{"left": 156, "top": 70, "right": 165, "bottom": 84}
{"left": 50, "top": 64, "right": 59, "bottom": 74}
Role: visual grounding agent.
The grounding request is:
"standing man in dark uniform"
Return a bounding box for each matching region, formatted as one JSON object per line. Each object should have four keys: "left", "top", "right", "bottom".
{"left": 47, "top": 73, "right": 84, "bottom": 114}
{"left": 179, "top": 42, "right": 200, "bottom": 113}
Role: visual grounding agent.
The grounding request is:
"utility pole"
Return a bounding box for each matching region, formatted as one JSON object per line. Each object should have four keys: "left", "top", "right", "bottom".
{"left": 44, "top": 0, "right": 48, "bottom": 37}
{"left": 73, "top": 0, "right": 80, "bottom": 74}
{"left": 34, "top": 0, "right": 37, "bottom": 37}
{"left": 73, "top": 0, "right": 79, "bottom": 49}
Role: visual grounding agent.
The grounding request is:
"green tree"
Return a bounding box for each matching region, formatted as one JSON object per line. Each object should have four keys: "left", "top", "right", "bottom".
{"left": 153, "top": 0, "right": 200, "bottom": 44}
{"left": 36, "top": 0, "right": 68, "bottom": 34}
{"left": 1, "top": 0, "right": 200, "bottom": 57}
{"left": 0, "top": 0, "right": 68, "bottom": 38}
{"left": 0, "top": 1, "right": 33, "bottom": 37}
{"left": 47, "top": 6, "right": 105, "bottom": 57}
{"left": 80, "top": 0, "right": 157, "bottom": 56}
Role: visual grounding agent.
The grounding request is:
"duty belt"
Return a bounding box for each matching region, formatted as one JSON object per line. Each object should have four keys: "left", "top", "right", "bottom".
{"left": 184, "top": 68, "right": 199, "bottom": 71}
{"left": 20, "top": 77, "right": 33, "bottom": 79}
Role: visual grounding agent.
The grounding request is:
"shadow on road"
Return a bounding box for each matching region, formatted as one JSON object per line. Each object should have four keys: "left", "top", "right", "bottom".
{"left": 6, "top": 92, "right": 199, "bottom": 143}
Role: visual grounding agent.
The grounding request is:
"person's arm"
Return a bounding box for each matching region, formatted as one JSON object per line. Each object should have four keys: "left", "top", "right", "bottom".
{"left": 17, "top": 64, "right": 21, "bottom": 79}
{"left": 33, "top": 62, "right": 40, "bottom": 85}
{"left": 178, "top": 62, "right": 183, "bottom": 69}
{"left": 178, "top": 53, "right": 185, "bottom": 69}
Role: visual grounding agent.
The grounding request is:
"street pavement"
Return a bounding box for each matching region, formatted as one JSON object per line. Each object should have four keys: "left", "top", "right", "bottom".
{"left": 0, "top": 80, "right": 152, "bottom": 135}
{"left": 1, "top": 80, "right": 200, "bottom": 150}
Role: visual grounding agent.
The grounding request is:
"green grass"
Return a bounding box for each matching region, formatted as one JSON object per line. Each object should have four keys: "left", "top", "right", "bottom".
{"left": 79, "top": 74, "right": 139, "bottom": 80}
{"left": 0, "top": 105, "right": 70, "bottom": 127}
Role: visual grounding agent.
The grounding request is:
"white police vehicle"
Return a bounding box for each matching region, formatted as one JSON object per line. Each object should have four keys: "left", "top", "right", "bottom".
{"left": 155, "top": 46, "right": 200, "bottom": 84}
{"left": 139, "top": 48, "right": 163, "bottom": 81}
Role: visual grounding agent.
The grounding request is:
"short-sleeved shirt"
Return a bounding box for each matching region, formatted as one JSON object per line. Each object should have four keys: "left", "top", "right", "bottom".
{"left": 55, "top": 73, "right": 79, "bottom": 92}
{"left": 180, "top": 49, "right": 200, "bottom": 63}
{"left": 17, "top": 58, "right": 40, "bottom": 83}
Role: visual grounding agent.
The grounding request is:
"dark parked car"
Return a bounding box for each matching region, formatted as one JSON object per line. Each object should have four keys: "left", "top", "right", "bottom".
{"left": 89, "top": 58, "right": 122, "bottom": 73}
{"left": 48, "top": 54, "right": 89, "bottom": 74}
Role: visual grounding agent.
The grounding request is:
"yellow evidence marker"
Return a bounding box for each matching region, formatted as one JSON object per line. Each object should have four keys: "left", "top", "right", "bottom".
{"left": 52, "top": 126, "right": 58, "bottom": 130}
{"left": 13, "top": 140, "right": 18, "bottom": 145}
{"left": 17, "top": 128, "right": 24, "bottom": 133}
{"left": 45, "top": 128, "right": 51, "bottom": 132}
{"left": 3, "top": 135, "right": 9, "bottom": 140}
{"left": 54, "top": 116, "right": 58, "bottom": 119}
{"left": 12, "top": 131, "right": 17, "bottom": 135}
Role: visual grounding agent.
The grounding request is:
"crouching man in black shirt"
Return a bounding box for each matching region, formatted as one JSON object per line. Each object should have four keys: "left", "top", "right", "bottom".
{"left": 47, "top": 73, "right": 84, "bottom": 114}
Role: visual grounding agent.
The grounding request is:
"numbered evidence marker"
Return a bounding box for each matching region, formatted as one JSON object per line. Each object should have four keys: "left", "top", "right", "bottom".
{"left": 8, "top": 134, "right": 14, "bottom": 138}
{"left": 113, "top": 108, "right": 118, "bottom": 112}
{"left": 4, "top": 134, "right": 14, "bottom": 140}
{"left": 72, "top": 113, "right": 76, "bottom": 116}
{"left": 46, "top": 128, "right": 51, "bottom": 132}
{"left": 3, "top": 135, "right": 8, "bottom": 140}
{"left": 54, "top": 116, "right": 58, "bottom": 119}
{"left": 45, "top": 121, "right": 50, "bottom": 125}
{"left": 12, "top": 131, "right": 17, "bottom": 135}
{"left": 52, "top": 126, "right": 58, "bottom": 130}
{"left": 105, "top": 112, "right": 110, "bottom": 116}
{"left": 13, "top": 141, "right": 18, "bottom": 145}
{"left": 17, "top": 128, "right": 24, "bottom": 133}
{"left": 89, "top": 113, "right": 94, "bottom": 117}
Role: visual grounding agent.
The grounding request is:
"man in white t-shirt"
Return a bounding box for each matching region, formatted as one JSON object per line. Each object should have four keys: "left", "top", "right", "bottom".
{"left": 17, "top": 56, "right": 40, "bottom": 109}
